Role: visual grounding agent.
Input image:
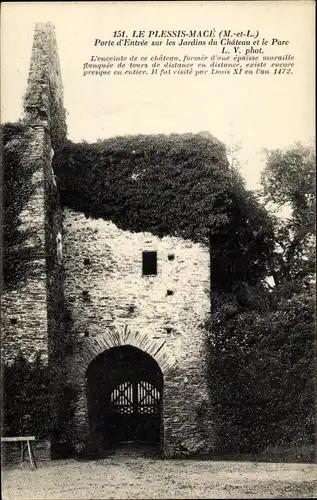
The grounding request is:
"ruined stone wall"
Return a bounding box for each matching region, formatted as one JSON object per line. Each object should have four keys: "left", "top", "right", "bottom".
{"left": 2, "top": 125, "right": 48, "bottom": 363}
{"left": 2, "top": 131, "right": 65, "bottom": 363}
{"left": 24, "top": 22, "right": 67, "bottom": 151}
{"left": 2, "top": 23, "right": 67, "bottom": 460}
{"left": 2, "top": 21, "right": 216, "bottom": 459}
{"left": 62, "top": 208, "right": 213, "bottom": 456}
{"left": 2, "top": 22, "right": 66, "bottom": 365}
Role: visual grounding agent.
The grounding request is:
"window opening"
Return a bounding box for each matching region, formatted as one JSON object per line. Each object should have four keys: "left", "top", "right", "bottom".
{"left": 142, "top": 251, "right": 157, "bottom": 275}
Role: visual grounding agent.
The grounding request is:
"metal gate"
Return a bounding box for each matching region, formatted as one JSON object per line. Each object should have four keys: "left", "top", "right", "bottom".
{"left": 109, "top": 380, "right": 161, "bottom": 443}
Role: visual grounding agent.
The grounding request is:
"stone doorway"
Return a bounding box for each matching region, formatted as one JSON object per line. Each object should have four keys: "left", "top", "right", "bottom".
{"left": 86, "top": 345, "right": 163, "bottom": 455}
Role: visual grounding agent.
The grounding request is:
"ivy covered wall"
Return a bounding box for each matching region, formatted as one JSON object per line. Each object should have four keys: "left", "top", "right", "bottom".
{"left": 54, "top": 133, "right": 273, "bottom": 292}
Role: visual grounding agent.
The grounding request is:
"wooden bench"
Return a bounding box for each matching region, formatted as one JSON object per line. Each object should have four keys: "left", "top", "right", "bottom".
{"left": 1, "top": 436, "right": 37, "bottom": 469}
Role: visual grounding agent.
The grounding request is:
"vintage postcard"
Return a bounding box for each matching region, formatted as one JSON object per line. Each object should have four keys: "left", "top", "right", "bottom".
{"left": 1, "top": 1, "right": 315, "bottom": 499}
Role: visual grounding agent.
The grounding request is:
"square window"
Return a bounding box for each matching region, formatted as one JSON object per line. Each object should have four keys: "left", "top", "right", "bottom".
{"left": 142, "top": 251, "right": 157, "bottom": 275}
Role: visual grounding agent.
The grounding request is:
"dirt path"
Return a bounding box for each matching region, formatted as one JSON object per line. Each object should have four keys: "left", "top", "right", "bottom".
{"left": 2, "top": 455, "right": 316, "bottom": 499}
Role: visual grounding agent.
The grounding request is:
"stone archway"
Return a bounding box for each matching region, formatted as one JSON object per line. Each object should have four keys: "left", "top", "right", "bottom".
{"left": 70, "top": 326, "right": 177, "bottom": 381}
{"left": 69, "top": 327, "right": 177, "bottom": 456}
{"left": 86, "top": 345, "right": 163, "bottom": 453}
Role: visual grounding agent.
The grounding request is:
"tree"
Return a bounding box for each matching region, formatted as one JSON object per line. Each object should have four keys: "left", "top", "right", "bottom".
{"left": 2, "top": 353, "right": 52, "bottom": 439}
{"left": 208, "top": 281, "right": 315, "bottom": 456}
{"left": 260, "top": 142, "right": 315, "bottom": 287}
{"left": 207, "top": 141, "right": 315, "bottom": 459}
{"left": 2, "top": 352, "right": 77, "bottom": 457}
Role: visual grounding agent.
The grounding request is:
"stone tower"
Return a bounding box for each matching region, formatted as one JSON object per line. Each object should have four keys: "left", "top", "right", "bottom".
{"left": 2, "top": 23, "right": 66, "bottom": 459}
{"left": 2, "top": 22, "right": 66, "bottom": 366}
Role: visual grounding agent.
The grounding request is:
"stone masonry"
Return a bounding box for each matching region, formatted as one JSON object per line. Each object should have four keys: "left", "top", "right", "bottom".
{"left": 2, "top": 22, "right": 215, "bottom": 458}
{"left": 62, "top": 209, "right": 212, "bottom": 456}
{"left": 2, "top": 22, "right": 66, "bottom": 460}
{"left": 2, "top": 19, "right": 66, "bottom": 366}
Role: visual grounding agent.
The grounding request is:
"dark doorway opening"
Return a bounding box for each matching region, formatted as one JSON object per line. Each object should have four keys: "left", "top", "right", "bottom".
{"left": 86, "top": 345, "right": 163, "bottom": 455}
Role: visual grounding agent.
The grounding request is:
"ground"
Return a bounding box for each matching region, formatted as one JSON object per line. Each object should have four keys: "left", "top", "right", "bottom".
{"left": 2, "top": 448, "right": 316, "bottom": 500}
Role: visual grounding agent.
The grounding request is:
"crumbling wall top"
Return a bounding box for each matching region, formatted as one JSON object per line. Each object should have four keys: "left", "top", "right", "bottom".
{"left": 23, "top": 22, "right": 67, "bottom": 151}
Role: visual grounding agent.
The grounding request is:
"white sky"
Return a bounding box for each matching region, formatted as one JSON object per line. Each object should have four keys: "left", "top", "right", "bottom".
{"left": 1, "top": 1, "right": 315, "bottom": 189}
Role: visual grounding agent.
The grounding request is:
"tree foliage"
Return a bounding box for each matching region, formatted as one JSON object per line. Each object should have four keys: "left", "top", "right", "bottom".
{"left": 208, "top": 282, "right": 315, "bottom": 455}
{"left": 209, "top": 142, "right": 316, "bottom": 459}
{"left": 261, "top": 142, "right": 315, "bottom": 286}
{"left": 54, "top": 133, "right": 273, "bottom": 290}
{"left": 2, "top": 353, "right": 77, "bottom": 456}
{"left": 2, "top": 354, "right": 51, "bottom": 439}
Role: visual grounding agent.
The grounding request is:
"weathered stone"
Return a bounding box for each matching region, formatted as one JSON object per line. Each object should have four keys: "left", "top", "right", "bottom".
{"left": 61, "top": 209, "right": 212, "bottom": 456}
{"left": 2, "top": 22, "right": 216, "bottom": 460}
{"left": 2, "top": 22, "right": 66, "bottom": 462}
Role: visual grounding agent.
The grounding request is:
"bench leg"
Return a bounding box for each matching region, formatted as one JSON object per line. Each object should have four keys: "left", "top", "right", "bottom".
{"left": 27, "top": 441, "right": 37, "bottom": 469}
{"left": 20, "top": 442, "right": 25, "bottom": 463}
{"left": 21, "top": 442, "right": 28, "bottom": 463}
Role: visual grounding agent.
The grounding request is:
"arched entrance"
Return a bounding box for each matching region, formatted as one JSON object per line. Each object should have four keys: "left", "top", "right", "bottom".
{"left": 86, "top": 345, "right": 163, "bottom": 452}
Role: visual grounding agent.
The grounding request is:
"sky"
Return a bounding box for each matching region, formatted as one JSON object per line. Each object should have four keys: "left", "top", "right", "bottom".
{"left": 1, "top": 1, "right": 315, "bottom": 189}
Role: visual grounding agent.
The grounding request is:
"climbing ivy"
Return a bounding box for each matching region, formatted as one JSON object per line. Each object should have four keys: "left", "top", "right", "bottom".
{"left": 54, "top": 132, "right": 274, "bottom": 291}
{"left": 2, "top": 122, "right": 37, "bottom": 288}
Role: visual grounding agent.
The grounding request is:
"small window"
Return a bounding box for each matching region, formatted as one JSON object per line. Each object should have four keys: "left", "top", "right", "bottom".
{"left": 142, "top": 251, "right": 157, "bottom": 276}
